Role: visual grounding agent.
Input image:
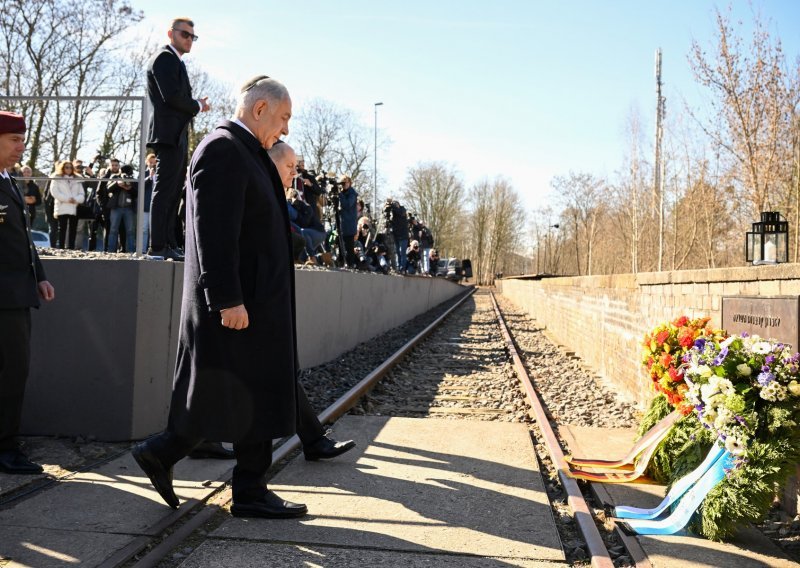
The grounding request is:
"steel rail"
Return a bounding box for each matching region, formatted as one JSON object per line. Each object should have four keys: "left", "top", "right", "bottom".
{"left": 490, "top": 291, "right": 614, "bottom": 568}
{"left": 125, "top": 286, "right": 477, "bottom": 567}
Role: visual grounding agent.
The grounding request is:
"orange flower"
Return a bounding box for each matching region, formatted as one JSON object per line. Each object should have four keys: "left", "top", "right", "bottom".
{"left": 656, "top": 330, "right": 670, "bottom": 345}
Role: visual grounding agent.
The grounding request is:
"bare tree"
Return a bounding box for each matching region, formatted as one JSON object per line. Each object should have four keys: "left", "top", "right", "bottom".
{"left": 290, "top": 98, "right": 374, "bottom": 197}
{"left": 689, "top": 7, "right": 798, "bottom": 216}
{"left": 400, "top": 162, "right": 464, "bottom": 256}
{"left": 552, "top": 172, "right": 606, "bottom": 276}
{"left": 0, "top": 0, "right": 143, "bottom": 169}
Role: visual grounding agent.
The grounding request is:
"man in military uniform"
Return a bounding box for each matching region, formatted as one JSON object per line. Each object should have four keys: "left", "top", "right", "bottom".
{"left": 0, "top": 111, "right": 55, "bottom": 474}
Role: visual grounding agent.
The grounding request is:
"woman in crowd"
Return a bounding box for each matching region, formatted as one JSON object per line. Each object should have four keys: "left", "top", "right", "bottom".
{"left": 49, "top": 160, "right": 85, "bottom": 249}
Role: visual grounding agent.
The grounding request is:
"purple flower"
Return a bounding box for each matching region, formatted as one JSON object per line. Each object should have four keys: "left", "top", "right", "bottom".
{"left": 757, "top": 371, "right": 775, "bottom": 386}
{"left": 713, "top": 347, "right": 729, "bottom": 366}
{"left": 694, "top": 338, "right": 706, "bottom": 350}
{"left": 741, "top": 332, "right": 750, "bottom": 338}
{"left": 766, "top": 355, "right": 776, "bottom": 365}
{"left": 762, "top": 365, "right": 771, "bottom": 373}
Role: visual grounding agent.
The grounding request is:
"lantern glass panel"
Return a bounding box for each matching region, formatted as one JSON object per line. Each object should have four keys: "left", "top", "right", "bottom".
{"left": 777, "top": 231, "right": 789, "bottom": 262}
{"left": 763, "top": 233, "right": 778, "bottom": 262}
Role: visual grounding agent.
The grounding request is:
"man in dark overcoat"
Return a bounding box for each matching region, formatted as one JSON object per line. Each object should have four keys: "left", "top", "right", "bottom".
{"left": 133, "top": 77, "right": 351, "bottom": 519}
{"left": 0, "top": 112, "right": 55, "bottom": 474}
{"left": 146, "top": 17, "right": 210, "bottom": 260}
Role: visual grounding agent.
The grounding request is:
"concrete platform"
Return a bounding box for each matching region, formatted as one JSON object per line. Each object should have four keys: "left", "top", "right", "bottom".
{"left": 0, "top": 447, "right": 234, "bottom": 566}
{"left": 560, "top": 425, "right": 797, "bottom": 567}
{"left": 199, "top": 416, "right": 564, "bottom": 566}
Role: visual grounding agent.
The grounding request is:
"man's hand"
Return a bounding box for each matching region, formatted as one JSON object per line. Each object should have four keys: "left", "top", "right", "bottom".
{"left": 302, "top": 178, "right": 312, "bottom": 187}
{"left": 38, "top": 280, "right": 55, "bottom": 302}
{"left": 199, "top": 97, "right": 211, "bottom": 112}
{"left": 220, "top": 304, "right": 248, "bottom": 330}
{"left": 24, "top": 195, "right": 35, "bottom": 204}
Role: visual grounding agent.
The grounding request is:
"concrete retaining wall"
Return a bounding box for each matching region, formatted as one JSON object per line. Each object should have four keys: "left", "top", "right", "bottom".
{"left": 497, "top": 264, "right": 800, "bottom": 406}
{"left": 22, "top": 259, "right": 463, "bottom": 440}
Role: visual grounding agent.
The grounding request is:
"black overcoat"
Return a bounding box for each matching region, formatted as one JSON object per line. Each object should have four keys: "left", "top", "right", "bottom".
{"left": 167, "top": 121, "right": 299, "bottom": 443}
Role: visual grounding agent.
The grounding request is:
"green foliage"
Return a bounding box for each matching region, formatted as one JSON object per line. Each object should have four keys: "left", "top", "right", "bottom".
{"left": 636, "top": 395, "right": 672, "bottom": 438}
{"left": 648, "top": 414, "right": 713, "bottom": 484}
{"left": 694, "top": 436, "right": 800, "bottom": 540}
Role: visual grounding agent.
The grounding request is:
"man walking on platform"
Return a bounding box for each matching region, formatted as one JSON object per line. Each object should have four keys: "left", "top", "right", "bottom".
{"left": 132, "top": 76, "right": 353, "bottom": 519}
{"left": 146, "top": 17, "right": 210, "bottom": 260}
{"left": 0, "top": 112, "right": 55, "bottom": 474}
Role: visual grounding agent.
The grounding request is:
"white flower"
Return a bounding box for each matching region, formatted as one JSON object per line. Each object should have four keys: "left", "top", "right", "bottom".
{"left": 702, "top": 406, "right": 718, "bottom": 426}
{"left": 760, "top": 382, "right": 778, "bottom": 402}
{"left": 701, "top": 383, "right": 725, "bottom": 406}
{"left": 714, "top": 407, "right": 735, "bottom": 430}
{"left": 752, "top": 341, "right": 772, "bottom": 355}
{"left": 718, "top": 378, "right": 735, "bottom": 396}
{"left": 788, "top": 381, "right": 800, "bottom": 397}
{"left": 736, "top": 364, "right": 752, "bottom": 377}
{"left": 725, "top": 436, "right": 747, "bottom": 456}
{"left": 775, "top": 384, "right": 788, "bottom": 401}
{"left": 720, "top": 336, "right": 736, "bottom": 349}
{"left": 698, "top": 365, "right": 714, "bottom": 378}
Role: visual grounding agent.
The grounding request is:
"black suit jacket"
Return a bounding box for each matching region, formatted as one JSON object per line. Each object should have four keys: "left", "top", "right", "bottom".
{"left": 167, "top": 121, "right": 299, "bottom": 443}
{"left": 0, "top": 175, "right": 45, "bottom": 309}
{"left": 146, "top": 45, "right": 199, "bottom": 146}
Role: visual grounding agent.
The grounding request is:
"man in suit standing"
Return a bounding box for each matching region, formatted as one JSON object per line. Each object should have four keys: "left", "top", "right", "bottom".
{"left": 133, "top": 77, "right": 352, "bottom": 519}
{"left": 0, "top": 112, "right": 55, "bottom": 474}
{"left": 146, "top": 17, "right": 210, "bottom": 260}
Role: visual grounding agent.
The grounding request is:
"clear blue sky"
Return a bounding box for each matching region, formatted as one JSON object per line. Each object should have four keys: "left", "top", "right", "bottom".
{"left": 129, "top": 0, "right": 800, "bottom": 212}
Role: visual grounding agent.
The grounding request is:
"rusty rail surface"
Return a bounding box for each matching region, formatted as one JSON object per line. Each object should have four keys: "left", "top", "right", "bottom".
{"left": 490, "top": 291, "right": 615, "bottom": 568}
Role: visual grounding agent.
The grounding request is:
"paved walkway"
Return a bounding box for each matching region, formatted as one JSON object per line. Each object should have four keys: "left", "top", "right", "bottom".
{"left": 1, "top": 416, "right": 564, "bottom": 567}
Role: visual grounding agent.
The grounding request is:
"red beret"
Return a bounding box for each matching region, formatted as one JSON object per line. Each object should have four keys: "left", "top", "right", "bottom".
{"left": 0, "top": 111, "right": 26, "bottom": 135}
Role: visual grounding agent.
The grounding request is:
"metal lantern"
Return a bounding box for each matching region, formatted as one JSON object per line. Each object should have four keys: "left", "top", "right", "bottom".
{"left": 745, "top": 211, "right": 789, "bottom": 265}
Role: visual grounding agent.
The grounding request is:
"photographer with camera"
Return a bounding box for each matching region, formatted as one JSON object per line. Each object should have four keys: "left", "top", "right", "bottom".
{"left": 106, "top": 164, "right": 138, "bottom": 253}
{"left": 428, "top": 248, "right": 440, "bottom": 276}
{"left": 390, "top": 200, "right": 409, "bottom": 273}
{"left": 294, "top": 157, "right": 323, "bottom": 223}
{"left": 338, "top": 175, "right": 358, "bottom": 268}
{"left": 405, "top": 240, "right": 421, "bottom": 275}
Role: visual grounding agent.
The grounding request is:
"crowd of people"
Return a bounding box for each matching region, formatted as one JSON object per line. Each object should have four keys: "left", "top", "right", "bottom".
{"left": 279, "top": 152, "right": 441, "bottom": 277}
{"left": 10, "top": 155, "right": 156, "bottom": 253}
{"left": 11, "top": 154, "right": 445, "bottom": 277}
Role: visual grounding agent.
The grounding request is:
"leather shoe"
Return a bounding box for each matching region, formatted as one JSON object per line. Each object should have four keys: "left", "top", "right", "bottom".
{"left": 231, "top": 490, "right": 307, "bottom": 519}
{"left": 303, "top": 435, "right": 356, "bottom": 461}
{"left": 131, "top": 442, "right": 179, "bottom": 509}
{"left": 188, "top": 441, "right": 235, "bottom": 460}
{"left": 0, "top": 449, "right": 43, "bottom": 474}
{"left": 147, "top": 247, "right": 184, "bottom": 261}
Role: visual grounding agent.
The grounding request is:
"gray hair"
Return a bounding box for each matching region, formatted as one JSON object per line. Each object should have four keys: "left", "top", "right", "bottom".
{"left": 237, "top": 77, "right": 289, "bottom": 112}
{"left": 267, "top": 141, "right": 294, "bottom": 162}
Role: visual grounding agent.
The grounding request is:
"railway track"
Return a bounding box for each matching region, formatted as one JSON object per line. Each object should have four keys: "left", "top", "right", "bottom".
{"left": 2, "top": 287, "right": 642, "bottom": 567}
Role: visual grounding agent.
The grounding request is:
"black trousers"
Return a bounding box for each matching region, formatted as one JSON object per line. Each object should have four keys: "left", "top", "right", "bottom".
{"left": 150, "top": 141, "right": 188, "bottom": 251}
{"left": 57, "top": 214, "right": 78, "bottom": 250}
{"left": 0, "top": 309, "right": 31, "bottom": 451}
{"left": 149, "top": 383, "right": 324, "bottom": 504}
{"left": 147, "top": 431, "right": 273, "bottom": 504}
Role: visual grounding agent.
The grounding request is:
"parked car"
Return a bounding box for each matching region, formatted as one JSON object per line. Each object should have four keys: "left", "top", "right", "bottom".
{"left": 31, "top": 230, "right": 50, "bottom": 248}
{"left": 436, "top": 257, "right": 464, "bottom": 282}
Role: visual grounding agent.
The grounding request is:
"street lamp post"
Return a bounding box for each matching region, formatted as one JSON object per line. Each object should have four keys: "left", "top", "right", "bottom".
{"left": 373, "top": 101, "right": 383, "bottom": 219}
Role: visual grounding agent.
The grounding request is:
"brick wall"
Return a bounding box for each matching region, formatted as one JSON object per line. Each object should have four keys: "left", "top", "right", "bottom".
{"left": 498, "top": 264, "right": 800, "bottom": 406}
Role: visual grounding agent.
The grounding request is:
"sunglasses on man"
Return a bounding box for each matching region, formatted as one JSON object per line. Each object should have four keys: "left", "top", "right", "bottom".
{"left": 172, "top": 28, "right": 199, "bottom": 41}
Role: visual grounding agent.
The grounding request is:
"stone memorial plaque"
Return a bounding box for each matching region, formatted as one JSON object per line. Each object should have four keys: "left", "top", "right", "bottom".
{"left": 722, "top": 296, "right": 799, "bottom": 348}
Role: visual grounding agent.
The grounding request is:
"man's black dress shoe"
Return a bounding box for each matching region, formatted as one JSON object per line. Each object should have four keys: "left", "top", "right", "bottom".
{"left": 230, "top": 490, "right": 307, "bottom": 519}
{"left": 0, "top": 450, "right": 43, "bottom": 474}
{"left": 188, "top": 441, "right": 235, "bottom": 460}
{"left": 131, "top": 442, "right": 179, "bottom": 509}
{"left": 303, "top": 436, "right": 356, "bottom": 461}
{"left": 147, "top": 247, "right": 184, "bottom": 261}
